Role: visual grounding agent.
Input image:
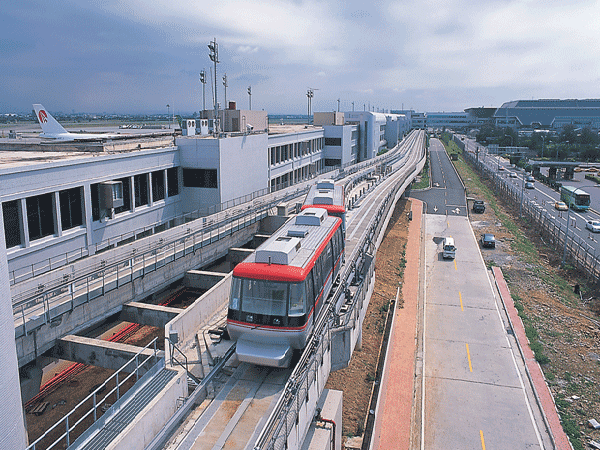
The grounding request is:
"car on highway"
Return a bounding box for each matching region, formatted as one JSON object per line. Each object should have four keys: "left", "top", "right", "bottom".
{"left": 480, "top": 233, "right": 496, "bottom": 248}
{"left": 525, "top": 182, "right": 535, "bottom": 189}
{"left": 526, "top": 175, "right": 535, "bottom": 182}
{"left": 586, "top": 220, "right": 600, "bottom": 233}
{"left": 509, "top": 172, "right": 518, "bottom": 178}
{"left": 554, "top": 201, "right": 568, "bottom": 211}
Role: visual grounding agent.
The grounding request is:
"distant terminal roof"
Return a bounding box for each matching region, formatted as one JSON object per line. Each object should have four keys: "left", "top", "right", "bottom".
{"left": 494, "top": 99, "right": 600, "bottom": 128}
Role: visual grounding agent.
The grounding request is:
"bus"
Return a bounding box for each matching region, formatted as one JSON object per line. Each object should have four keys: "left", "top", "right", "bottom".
{"left": 560, "top": 186, "right": 591, "bottom": 211}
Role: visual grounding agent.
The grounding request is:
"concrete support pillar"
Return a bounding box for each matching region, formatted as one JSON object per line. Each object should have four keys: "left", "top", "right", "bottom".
{"left": 0, "top": 207, "right": 28, "bottom": 448}
{"left": 355, "top": 327, "right": 363, "bottom": 351}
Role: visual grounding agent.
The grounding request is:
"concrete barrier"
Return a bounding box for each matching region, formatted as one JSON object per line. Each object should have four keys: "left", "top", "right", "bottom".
{"left": 165, "top": 273, "right": 232, "bottom": 361}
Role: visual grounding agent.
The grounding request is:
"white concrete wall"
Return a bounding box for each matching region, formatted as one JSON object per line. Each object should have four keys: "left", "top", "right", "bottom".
{"left": 219, "top": 133, "right": 268, "bottom": 203}
{"left": 177, "top": 136, "right": 221, "bottom": 212}
{"left": 164, "top": 273, "right": 232, "bottom": 362}
{"left": 323, "top": 125, "right": 355, "bottom": 166}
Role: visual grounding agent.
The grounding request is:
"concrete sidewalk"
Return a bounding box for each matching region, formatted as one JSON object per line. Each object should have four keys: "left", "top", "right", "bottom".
{"left": 371, "top": 199, "right": 422, "bottom": 450}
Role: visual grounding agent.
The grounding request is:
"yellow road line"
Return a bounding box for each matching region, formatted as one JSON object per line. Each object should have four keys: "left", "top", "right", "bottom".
{"left": 466, "top": 343, "right": 473, "bottom": 372}
{"left": 454, "top": 259, "right": 457, "bottom": 271}
{"left": 480, "top": 430, "right": 486, "bottom": 450}
{"left": 459, "top": 291, "right": 463, "bottom": 311}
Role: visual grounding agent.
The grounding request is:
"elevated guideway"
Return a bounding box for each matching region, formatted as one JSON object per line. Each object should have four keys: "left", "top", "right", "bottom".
{"left": 154, "top": 131, "right": 426, "bottom": 450}
{"left": 22, "top": 130, "right": 425, "bottom": 450}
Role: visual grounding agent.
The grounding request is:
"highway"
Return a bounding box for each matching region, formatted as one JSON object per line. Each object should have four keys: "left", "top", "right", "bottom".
{"left": 463, "top": 136, "right": 600, "bottom": 258}
{"left": 412, "top": 139, "right": 552, "bottom": 448}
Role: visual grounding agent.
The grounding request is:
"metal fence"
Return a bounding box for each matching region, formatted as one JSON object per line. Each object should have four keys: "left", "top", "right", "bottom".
{"left": 26, "top": 338, "right": 160, "bottom": 450}
{"left": 460, "top": 139, "right": 600, "bottom": 283}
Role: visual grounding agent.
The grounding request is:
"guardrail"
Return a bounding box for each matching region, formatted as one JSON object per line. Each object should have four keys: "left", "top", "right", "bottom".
{"left": 26, "top": 338, "right": 160, "bottom": 450}
{"left": 253, "top": 131, "right": 426, "bottom": 450}
{"left": 461, "top": 141, "right": 600, "bottom": 283}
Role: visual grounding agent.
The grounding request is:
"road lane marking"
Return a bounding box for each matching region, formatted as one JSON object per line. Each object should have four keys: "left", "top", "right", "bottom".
{"left": 480, "top": 430, "right": 486, "bottom": 450}
{"left": 454, "top": 259, "right": 457, "bottom": 271}
{"left": 466, "top": 343, "right": 473, "bottom": 372}
{"left": 459, "top": 291, "right": 463, "bottom": 311}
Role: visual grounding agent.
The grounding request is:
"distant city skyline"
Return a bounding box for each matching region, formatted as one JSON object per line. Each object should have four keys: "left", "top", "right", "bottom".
{"left": 2, "top": 0, "right": 600, "bottom": 115}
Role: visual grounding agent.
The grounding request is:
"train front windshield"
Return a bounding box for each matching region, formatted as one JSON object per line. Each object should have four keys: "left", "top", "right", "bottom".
{"left": 229, "top": 277, "right": 307, "bottom": 317}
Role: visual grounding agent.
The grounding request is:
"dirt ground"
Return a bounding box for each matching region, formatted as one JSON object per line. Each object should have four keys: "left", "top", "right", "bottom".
{"left": 325, "top": 198, "right": 411, "bottom": 445}
{"left": 456, "top": 153, "right": 600, "bottom": 449}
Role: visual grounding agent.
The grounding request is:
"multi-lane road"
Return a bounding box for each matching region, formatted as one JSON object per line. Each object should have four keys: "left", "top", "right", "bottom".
{"left": 411, "top": 139, "right": 553, "bottom": 448}
{"left": 463, "top": 136, "right": 600, "bottom": 257}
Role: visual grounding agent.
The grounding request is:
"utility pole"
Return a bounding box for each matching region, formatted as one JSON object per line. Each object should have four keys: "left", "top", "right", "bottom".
{"left": 247, "top": 86, "right": 252, "bottom": 110}
{"left": 222, "top": 73, "right": 228, "bottom": 108}
{"left": 166, "top": 104, "right": 170, "bottom": 129}
{"left": 199, "top": 70, "right": 206, "bottom": 115}
{"left": 352, "top": 101, "right": 355, "bottom": 112}
{"left": 337, "top": 98, "right": 340, "bottom": 112}
{"left": 208, "top": 38, "right": 219, "bottom": 134}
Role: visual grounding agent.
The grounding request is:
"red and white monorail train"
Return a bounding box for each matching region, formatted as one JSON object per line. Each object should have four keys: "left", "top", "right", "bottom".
{"left": 227, "top": 208, "right": 344, "bottom": 367}
{"left": 301, "top": 179, "right": 346, "bottom": 234}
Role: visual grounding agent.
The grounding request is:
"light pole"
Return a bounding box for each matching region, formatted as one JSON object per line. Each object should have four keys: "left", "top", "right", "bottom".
{"left": 222, "top": 73, "right": 228, "bottom": 108}
{"left": 166, "top": 104, "right": 170, "bottom": 129}
{"left": 199, "top": 70, "right": 206, "bottom": 114}
{"left": 541, "top": 135, "right": 545, "bottom": 158}
{"left": 208, "top": 38, "right": 219, "bottom": 135}
{"left": 247, "top": 86, "right": 252, "bottom": 110}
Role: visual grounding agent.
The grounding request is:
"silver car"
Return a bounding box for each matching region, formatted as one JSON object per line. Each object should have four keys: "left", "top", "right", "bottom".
{"left": 586, "top": 220, "right": 600, "bottom": 233}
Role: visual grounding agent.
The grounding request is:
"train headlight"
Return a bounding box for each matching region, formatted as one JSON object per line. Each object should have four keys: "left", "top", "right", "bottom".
{"left": 273, "top": 318, "right": 281, "bottom": 326}
{"left": 246, "top": 314, "right": 254, "bottom": 323}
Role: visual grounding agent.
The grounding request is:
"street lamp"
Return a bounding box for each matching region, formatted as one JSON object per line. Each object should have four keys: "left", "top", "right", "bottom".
{"left": 166, "top": 104, "right": 170, "bottom": 129}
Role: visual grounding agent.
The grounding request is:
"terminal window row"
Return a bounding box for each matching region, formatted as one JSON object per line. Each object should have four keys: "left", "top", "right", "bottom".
{"left": 270, "top": 160, "right": 324, "bottom": 192}
{"left": 3, "top": 167, "right": 180, "bottom": 249}
{"left": 269, "top": 138, "right": 324, "bottom": 166}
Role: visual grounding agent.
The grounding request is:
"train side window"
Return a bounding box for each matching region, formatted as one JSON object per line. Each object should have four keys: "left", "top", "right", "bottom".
{"left": 230, "top": 277, "right": 241, "bottom": 310}
{"left": 289, "top": 282, "right": 306, "bottom": 316}
{"left": 331, "top": 233, "right": 339, "bottom": 259}
{"left": 325, "top": 241, "right": 333, "bottom": 273}
{"left": 313, "top": 257, "right": 323, "bottom": 294}
{"left": 306, "top": 274, "right": 315, "bottom": 306}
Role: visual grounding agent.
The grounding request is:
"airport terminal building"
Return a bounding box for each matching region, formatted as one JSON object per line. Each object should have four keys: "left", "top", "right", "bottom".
{"left": 494, "top": 99, "right": 600, "bottom": 130}
{"left": 0, "top": 109, "right": 408, "bottom": 280}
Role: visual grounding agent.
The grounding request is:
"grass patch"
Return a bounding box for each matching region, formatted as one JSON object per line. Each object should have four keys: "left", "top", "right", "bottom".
{"left": 412, "top": 153, "right": 430, "bottom": 189}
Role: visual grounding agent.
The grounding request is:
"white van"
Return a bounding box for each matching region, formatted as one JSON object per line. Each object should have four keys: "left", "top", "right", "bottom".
{"left": 442, "top": 237, "right": 456, "bottom": 259}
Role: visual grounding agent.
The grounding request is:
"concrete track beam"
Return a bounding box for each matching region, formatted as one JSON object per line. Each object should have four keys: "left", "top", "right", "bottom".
{"left": 183, "top": 270, "right": 227, "bottom": 290}
{"left": 53, "top": 335, "right": 161, "bottom": 375}
{"left": 120, "top": 302, "right": 181, "bottom": 328}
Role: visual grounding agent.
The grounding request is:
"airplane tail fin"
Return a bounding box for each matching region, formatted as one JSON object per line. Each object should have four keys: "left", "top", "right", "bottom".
{"left": 33, "top": 104, "right": 68, "bottom": 136}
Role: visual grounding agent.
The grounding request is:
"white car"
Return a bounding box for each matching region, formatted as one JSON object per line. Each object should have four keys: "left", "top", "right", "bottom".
{"left": 509, "top": 172, "right": 518, "bottom": 178}
{"left": 586, "top": 220, "right": 600, "bottom": 233}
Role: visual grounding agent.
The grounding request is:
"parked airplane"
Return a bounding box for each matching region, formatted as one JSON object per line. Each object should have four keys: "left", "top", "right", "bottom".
{"left": 33, "top": 104, "right": 121, "bottom": 141}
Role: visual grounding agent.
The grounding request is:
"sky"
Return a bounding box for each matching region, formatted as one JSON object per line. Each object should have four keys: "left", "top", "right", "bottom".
{"left": 2, "top": 0, "right": 600, "bottom": 115}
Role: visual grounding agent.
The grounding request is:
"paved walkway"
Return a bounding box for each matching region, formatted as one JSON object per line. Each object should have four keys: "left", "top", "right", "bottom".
{"left": 371, "top": 199, "right": 422, "bottom": 449}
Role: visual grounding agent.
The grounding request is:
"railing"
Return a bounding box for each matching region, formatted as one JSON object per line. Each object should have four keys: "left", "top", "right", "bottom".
{"left": 461, "top": 140, "right": 600, "bottom": 283}
{"left": 168, "top": 336, "right": 201, "bottom": 385}
{"left": 253, "top": 130, "right": 426, "bottom": 450}
{"left": 26, "top": 338, "right": 160, "bottom": 450}
{"left": 12, "top": 207, "right": 269, "bottom": 337}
